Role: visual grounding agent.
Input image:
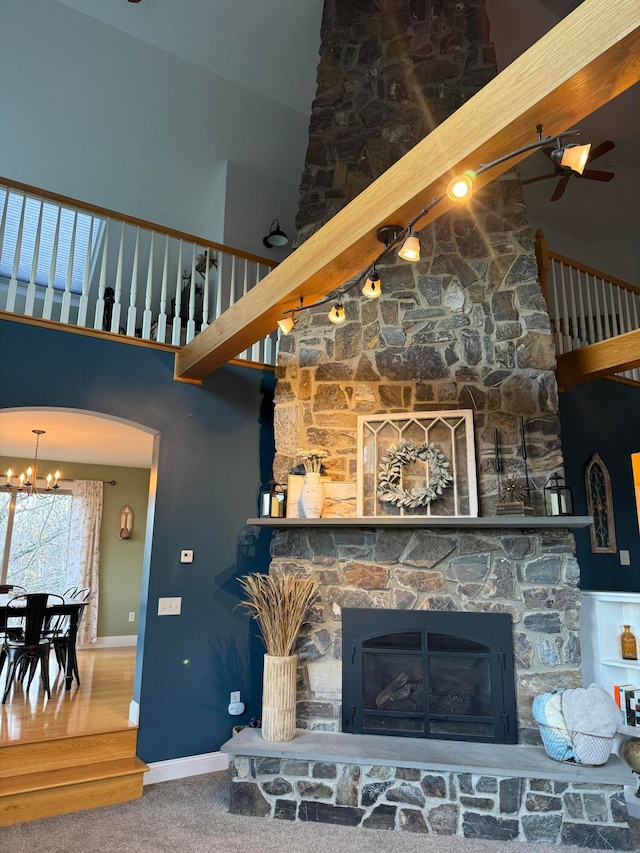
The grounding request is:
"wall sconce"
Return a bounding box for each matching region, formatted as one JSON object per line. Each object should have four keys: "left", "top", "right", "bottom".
{"left": 398, "top": 230, "right": 420, "bottom": 262}
{"left": 259, "top": 481, "right": 286, "bottom": 518}
{"left": 362, "top": 267, "right": 381, "bottom": 298}
{"left": 328, "top": 302, "right": 346, "bottom": 324}
{"left": 544, "top": 473, "right": 574, "bottom": 517}
{"left": 118, "top": 505, "right": 134, "bottom": 540}
{"left": 263, "top": 219, "right": 289, "bottom": 249}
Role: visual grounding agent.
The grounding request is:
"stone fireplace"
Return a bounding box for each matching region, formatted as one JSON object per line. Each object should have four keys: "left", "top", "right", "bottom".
{"left": 269, "top": 0, "right": 581, "bottom": 744}
{"left": 224, "top": 3, "right": 634, "bottom": 844}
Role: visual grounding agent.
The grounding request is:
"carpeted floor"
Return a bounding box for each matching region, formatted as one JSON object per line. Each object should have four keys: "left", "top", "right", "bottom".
{"left": 1, "top": 772, "right": 639, "bottom": 852}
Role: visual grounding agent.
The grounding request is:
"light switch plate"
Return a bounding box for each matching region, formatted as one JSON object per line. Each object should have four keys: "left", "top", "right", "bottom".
{"left": 158, "top": 596, "right": 182, "bottom": 615}
{"left": 180, "top": 550, "right": 194, "bottom": 563}
{"left": 620, "top": 550, "right": 631, "bottom": 566}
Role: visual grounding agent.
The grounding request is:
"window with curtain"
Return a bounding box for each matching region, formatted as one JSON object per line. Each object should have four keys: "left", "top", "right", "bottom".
{"left": 0, "top": 489, "right": 72, "bottom": 591}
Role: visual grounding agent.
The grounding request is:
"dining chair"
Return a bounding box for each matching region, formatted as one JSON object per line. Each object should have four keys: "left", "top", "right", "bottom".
{"left": 0, "top": 585, "right": 27, "bottom": 641}
{"left": 0, "top": 593, "right": 64, "bottom": 704}
{"left": 50, "top": 591, "right": 89, "bottom": 684}
{"left": 0, "top": 584, "right": 27, "bottom": 595}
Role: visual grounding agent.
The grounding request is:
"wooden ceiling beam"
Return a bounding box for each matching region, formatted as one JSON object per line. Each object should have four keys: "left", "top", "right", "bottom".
{"left": 556, "top": 329, "right": 640, "bottom": 389}
{"left": 176, "top": 0, "right": 640, "bottom": 380}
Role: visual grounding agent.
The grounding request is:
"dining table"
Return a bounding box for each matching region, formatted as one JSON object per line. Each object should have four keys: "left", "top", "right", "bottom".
{"left": 0, "top": 595, "right": 86, "bottom": 692}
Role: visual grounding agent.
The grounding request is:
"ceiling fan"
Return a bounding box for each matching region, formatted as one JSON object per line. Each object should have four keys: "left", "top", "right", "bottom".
{"left": 521, "top": 140, "right": 615, "bottom": 201}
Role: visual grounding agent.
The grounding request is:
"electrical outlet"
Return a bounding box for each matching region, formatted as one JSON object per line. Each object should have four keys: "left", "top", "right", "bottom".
{"left": 128, "top": 611, "right": 136, "bottom": 622}
{"left": 180, "top": 550, "right": 194, "bottom": 563}
{"left": 230, "top": 691, "right": 241, "bottom": 704}
{"left": 158, "top": 597, "right": 182, "bottom": 616}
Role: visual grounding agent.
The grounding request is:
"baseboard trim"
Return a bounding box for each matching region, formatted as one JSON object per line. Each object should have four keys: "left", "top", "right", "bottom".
{"left": 144, "top": 751, "right": 229, "bottom": 785}
{"left": 78, "top": 635, "right": 137, "bottom": 649}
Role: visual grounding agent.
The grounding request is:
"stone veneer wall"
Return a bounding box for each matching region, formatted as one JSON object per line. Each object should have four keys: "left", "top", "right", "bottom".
{"left": 229, "top": 756, "right": 631, "bottom": 849}
{"left": 271, "top": 0, "right": 581, "bottom": 740}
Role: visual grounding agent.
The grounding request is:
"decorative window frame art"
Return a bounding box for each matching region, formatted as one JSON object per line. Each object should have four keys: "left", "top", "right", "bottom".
{"left": 357, "top": 410, "right": 478, "bottom": 518}
{"left": 585, "top": 452, "right": 617, "bottom": 554}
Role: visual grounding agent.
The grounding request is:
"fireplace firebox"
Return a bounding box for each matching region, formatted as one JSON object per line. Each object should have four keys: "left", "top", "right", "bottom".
{"left": 342, "top": 609, "right": 517, "bottom": 744}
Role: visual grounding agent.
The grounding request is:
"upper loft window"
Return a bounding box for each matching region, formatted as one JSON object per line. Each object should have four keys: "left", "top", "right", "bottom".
{"left": 0, "top": 188, "right": 104, "bottom": 294}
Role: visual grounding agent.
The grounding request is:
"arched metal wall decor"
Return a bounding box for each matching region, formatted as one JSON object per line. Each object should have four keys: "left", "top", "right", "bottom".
{"left": 585, "top": 453, "right": 617, "bottom": 554}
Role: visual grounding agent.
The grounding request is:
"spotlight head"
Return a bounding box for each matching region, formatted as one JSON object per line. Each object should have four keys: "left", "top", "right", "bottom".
{"left": 446, "top": 173, "right": 474, "bottom": 202}
{"left": 362, "top": 269, "right": 381, "bottom": 299}
{"left": 398, "top": 230, "right": 420, "bottom": 262}
{"left": 277, "top": 316, "right": 297, "bottom": 335}
{"left": 551, "top": 143, "right": 591, "bottom": 175}
{"left": 328, "top": 302, "right": 346, "bottom": 324}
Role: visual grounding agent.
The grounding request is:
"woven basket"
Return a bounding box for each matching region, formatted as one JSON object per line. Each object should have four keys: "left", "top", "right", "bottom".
{"left": 538, "top": 722, "right": 615, "bottom": 767}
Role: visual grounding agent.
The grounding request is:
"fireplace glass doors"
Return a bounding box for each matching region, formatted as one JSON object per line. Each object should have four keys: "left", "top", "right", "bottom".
{"left": 342, "top": 609, "right": 517, "bottom": 744}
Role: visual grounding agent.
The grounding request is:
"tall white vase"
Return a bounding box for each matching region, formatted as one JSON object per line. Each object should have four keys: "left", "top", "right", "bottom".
{"left": 261, "top": 653, "right": 297, "bottom": 742}
{"left": 301, "top": 472, "right": 325, "bottom": 518}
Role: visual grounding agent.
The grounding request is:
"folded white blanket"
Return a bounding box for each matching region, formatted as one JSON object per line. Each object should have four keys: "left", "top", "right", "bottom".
{"left": 562, "top": 683, "right": 621, "bottom": 737}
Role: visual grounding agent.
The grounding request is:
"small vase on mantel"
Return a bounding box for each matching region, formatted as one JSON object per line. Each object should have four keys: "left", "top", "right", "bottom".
{"left": 301, "top": 472, "right": 325, "bottom": 518}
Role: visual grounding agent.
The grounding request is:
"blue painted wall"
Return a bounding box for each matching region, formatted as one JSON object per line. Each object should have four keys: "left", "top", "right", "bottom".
{"left": 559, "top": 379, "right": 640, "bottom": 592}
{"left": 0, "top": 319, "right": 275, "bottom": 761}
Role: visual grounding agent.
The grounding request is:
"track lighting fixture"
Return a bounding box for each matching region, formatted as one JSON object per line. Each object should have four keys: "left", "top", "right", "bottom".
{"left": 328, "top": 302, "right": 346, "bottom": 324}
{"left": 362, "top": 267, "right": 381, "bottom": 298}
{"left": 276, "top": 126, "right": 591, "bottom": 333}
{"left": 398, "top": 230, "right": 420, "bottom": 262}
{"left": 550, "top": 142, "right": 591, "bottom": 175}
{"left": 277, "top": 316, "right": 298, "bottom": 335}
{"left": 446, "top": 173, "right": 474, "bottom": 202}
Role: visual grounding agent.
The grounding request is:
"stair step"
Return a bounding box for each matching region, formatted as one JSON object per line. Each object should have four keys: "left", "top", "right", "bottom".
{"left": 0, "top": 727, "right": 138, "bottom": 778}
{"left": 0, "top": 757, "right": 148, "bottom": 826}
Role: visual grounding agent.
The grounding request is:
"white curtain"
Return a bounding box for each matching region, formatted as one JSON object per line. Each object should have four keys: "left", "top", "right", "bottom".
{"left": 66, "top": 480, "right": 103, "bottom": 644}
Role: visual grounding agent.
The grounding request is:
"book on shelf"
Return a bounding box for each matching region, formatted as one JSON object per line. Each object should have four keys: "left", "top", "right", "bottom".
{"left": 615, "top": 684, "right": 640, "bottom": 726}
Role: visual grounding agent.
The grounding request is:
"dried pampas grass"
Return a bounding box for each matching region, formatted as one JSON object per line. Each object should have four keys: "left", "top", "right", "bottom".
{"left": 238, "top": 569, "right": 319, "bottom": 657}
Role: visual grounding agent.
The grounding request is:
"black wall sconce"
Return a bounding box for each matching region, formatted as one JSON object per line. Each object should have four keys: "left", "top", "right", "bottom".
{"left": 263, "top": 219, "right": 288, "bottom": 249}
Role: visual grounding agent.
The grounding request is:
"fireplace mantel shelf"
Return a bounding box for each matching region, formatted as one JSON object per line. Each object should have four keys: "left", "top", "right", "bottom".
{"left": 248, "top": 515, "right": 593, "bottom": 529}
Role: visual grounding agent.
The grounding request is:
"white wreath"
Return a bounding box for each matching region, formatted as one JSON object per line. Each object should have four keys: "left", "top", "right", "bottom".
{"left": 377, "top": 440, "right": 453, "bottom": 509}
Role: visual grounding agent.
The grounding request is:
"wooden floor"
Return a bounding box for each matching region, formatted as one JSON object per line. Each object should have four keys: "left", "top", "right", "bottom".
{"left": 0, "top": 647, "right": 136, "bottom": 746}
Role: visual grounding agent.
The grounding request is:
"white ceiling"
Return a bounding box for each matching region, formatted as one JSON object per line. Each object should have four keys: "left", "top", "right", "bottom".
{"left": 53, "top": 0, "right": 324, "bottom": 116}
{"left": 0, "top": 410, "right": 155, "bottom": 468}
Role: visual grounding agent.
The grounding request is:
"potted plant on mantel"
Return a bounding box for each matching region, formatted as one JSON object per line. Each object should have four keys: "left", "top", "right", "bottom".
{"left": 238, "top": 568, "right": 319, "bottom": 742}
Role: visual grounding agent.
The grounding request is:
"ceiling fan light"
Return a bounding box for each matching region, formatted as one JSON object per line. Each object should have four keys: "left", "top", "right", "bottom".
{"left": 398, "top": 231, "right": 420, "bottom": 262}
{"left": 362, "top": 269, "right": 381, "bottom": 298}
{"left": 551, "top": 143, "right": 592, "bottom": 175}
{"left": 328, "top": 302, "right": 346, "bottom": 324}
{"left": 446, "top": 173, "right": 473, "bottom": 202}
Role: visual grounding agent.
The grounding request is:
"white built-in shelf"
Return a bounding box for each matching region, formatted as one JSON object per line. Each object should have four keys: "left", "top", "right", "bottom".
{"left": 620, "top": 725, "right": 640, "bottom": 738}
{"left": 248, "top": 516, "right": 593, "bottom": 529}
{"left": 601, "top": 659, "right": 640, "bottom": 671}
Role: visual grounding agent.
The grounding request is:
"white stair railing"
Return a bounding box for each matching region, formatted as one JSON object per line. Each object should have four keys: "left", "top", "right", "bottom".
{"left": 536, "top": 230, "right": 640, "bottom": 383}
{"left": 0, "top": 177, "right": 279, "bottom": 366}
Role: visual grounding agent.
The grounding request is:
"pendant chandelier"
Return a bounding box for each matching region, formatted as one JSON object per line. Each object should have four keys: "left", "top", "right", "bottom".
{"left": 4, "top": 429, "right": 60, "bottom": 495}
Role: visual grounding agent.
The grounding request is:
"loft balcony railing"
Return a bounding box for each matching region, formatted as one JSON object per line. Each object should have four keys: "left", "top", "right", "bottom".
{"left": 535, "top": 230, "right": 640, "bottom": 385}
{"left": 0, "top": 177, "right": 280, "bottom": 366}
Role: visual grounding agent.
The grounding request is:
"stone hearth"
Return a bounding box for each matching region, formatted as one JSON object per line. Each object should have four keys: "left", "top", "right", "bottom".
{"left": 224, "top": 729, "right": 633, "bottom": 848}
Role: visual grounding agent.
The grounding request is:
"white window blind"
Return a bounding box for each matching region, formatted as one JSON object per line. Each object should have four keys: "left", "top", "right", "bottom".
{"left": 0, "top": 188, "right": 104, "bottom": 294}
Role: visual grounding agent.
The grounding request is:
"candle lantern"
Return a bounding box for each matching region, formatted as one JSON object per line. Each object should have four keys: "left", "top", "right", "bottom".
{"left": 259, "top": 480, "right": 286, "bottom": 518}
{"left": 544, "top": 472, "right": 574, "bottom": 517}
